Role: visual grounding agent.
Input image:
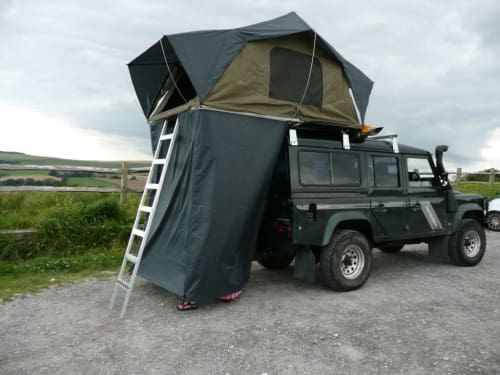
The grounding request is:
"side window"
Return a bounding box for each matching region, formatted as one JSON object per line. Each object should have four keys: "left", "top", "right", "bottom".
{"left": 332, "top": 153, "right": 361, "bottom": 186}
{"left": 407, "top": 157, "right": 438, "bottom": 188}
{"left": 369, "top": 155, "right": 400, "bottom": 188}
{"left": 299, "top": 151, "right": 331, "bottom": 185}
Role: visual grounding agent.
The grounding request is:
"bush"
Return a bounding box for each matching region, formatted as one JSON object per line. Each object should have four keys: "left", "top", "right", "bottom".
{"left": 0, "top": 193, "right": 138, "bottom": 261}
{"left": 464, "top": 169, "right": 500, "bottom": 183}
{"left": 32, "top": 198, "right": 130, "bottom": 258}
{"left": 0, "top": 234, "right": 21, "bottom": 261}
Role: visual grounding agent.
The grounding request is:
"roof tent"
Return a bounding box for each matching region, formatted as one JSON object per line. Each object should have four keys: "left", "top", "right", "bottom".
{"left": 128, "top": 11, "right": 373, "bottom": 126}
{"left": 127, "top": 12, "right": 373, "bottom": 303}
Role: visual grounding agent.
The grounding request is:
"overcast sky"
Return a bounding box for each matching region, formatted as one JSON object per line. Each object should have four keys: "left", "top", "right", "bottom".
{"left": 1, "top": 0, "right": 499, "bottom": 171}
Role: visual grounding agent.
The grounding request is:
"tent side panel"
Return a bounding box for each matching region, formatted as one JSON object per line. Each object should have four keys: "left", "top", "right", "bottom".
{"left": 137, "top": 114, "right": 198, "bottom": 296}
{"left": 139, "top": 109, "right": 287, "bottom": 302}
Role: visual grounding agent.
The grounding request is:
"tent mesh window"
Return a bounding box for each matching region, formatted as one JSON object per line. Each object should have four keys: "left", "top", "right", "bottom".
{"left": 269, "top": 47, "right": 323, "bottom": 107}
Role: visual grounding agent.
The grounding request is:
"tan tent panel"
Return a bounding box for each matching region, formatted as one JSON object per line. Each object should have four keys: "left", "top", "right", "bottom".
{"left": 203, "top": 33, "right": 360, "bottom": 127}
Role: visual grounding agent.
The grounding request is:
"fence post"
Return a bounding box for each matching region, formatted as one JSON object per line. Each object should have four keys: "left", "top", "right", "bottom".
{"left": 456, "top": 168, "right": 462, "bottom": 190}
{"left": 489, "top": 168, "right": 495, "bottom": 187}
{"left": 120, "top": 161, "right": 128, "bottom": 205}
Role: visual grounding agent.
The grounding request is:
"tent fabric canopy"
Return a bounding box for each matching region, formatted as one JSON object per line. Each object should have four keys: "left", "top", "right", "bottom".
{"left": 128, "top": 12, "right": 373, "bottom": 125}
{"left": 203, "top": 33, "right": 359, "bottom": 126}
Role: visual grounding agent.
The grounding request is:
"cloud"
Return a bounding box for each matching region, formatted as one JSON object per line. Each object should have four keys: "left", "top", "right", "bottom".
{"left": 0, "top": 104, "right": 151, "bottom": 161}
{"left": 0, "top": 0, "right": 498, "bottom": 171}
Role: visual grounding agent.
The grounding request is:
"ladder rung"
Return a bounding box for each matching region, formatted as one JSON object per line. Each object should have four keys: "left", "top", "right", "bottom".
{"left": 132, "top": 228, "right": 145, "bottom": 238}
{"left": 160, "top": 134, "right": 173, "bottom": 141}
{"left": 139, "top": 205, "right": 153, "bottom": 213}
{"left": 153, "top": 159, "right": 166, "bottom": 165}
{"left": 116, "top": 279, "right": 129, "bottom": 290}
{"left": 125, "top": 253, "right": 139, "bottom": 264}
{"left": 146, "top": 183, "right": 160, "bottom": 190}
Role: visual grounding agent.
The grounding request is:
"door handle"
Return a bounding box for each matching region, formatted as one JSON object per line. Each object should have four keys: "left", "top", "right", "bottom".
{"left": 374, "top": 203, "right": 387, "bottom": 213}
{"left": 412, "top": 202, "right": 421, "bottom": 211}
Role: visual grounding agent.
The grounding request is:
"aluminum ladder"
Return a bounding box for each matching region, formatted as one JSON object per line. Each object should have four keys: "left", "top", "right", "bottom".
{"left": 110, "top": 119, "right": 179, "bottom": 319}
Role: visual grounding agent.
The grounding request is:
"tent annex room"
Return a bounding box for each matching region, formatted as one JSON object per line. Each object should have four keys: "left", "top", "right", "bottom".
{"left": 126, "top": 12, "right": 373, "bottom": 303}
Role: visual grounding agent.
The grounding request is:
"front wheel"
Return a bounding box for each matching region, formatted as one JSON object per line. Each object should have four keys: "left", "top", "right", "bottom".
{"left": 319, "top": 230, "right": 372, "bottom": 291}
{"left": 448, "top": 219, "right": 486, "bottom": 266}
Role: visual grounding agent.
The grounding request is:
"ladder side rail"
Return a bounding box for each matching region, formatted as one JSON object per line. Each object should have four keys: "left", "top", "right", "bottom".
{"left": 112, "top": 119, "right": 180, "bottom": 318}
{"left": 111, "top": 119, "right": 170, "bottom": 313}
{"left": 119, "top": 119, "right": 179, "bottom": 318}
{"left": 131, "top": 118, "right": 180, "bottom": 262}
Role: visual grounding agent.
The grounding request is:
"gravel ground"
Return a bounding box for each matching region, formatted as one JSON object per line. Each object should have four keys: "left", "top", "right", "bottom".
{"left": 1, "top": 232, "right": 499, "bottom": 375}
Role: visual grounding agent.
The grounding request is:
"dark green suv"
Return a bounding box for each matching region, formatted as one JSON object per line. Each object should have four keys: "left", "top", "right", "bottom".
{"left": 256, "top": 127, "right": 487, "bottom": 291}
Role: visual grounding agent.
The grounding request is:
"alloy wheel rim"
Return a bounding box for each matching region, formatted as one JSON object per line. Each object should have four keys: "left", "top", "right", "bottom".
{"left": 487, "top": 213, "right": 500, "bottom": 231}
{"left": 341, "top": 245, "right": 365, "bottom": 279}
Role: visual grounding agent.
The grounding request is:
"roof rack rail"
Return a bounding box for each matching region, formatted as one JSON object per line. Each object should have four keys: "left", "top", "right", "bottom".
{"left": 370, "top": 133, "right": 399, "bottom": 153}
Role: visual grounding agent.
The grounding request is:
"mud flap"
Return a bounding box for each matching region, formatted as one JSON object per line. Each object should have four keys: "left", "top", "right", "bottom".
{"left": 427, "top": 236, "right": 450, "bottom": 259}
{"left": 293, "top": 246, "right": 316, "bottom": 282}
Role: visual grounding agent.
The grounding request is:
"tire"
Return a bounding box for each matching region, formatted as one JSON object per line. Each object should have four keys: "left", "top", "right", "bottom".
{"left": 485, "top": 211, "right": 500, "bottom": 231}
{"left": 448, "top": 219, "right": 486, "bottom": 266}
{"left": 378, "top": 244, "right": 404, "bottom": 253}
{"left": 319, "top": 230, "right": 372, "bottom": 291}
{"left": 258, "top": 252, "right": 295, "bottom": 270}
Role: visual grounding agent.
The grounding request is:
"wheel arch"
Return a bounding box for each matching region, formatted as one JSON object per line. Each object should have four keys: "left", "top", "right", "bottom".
{"left": 321, "top": 212, "right": 373, "bottom": 246}
{"left": 452, "top": 204, "right": 484, "bottom": 231}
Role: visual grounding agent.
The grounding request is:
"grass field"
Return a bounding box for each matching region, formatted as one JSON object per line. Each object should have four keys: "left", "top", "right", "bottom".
{"left": 64, "top": 177, "right": 119, "bottom": 188}
{"left": 0, "top": 151, "right": 146, "bottom": 301}
{"left": 0, "top": 253, "right": 122, "bottom": 301}
{"left": 0, "top": 151, "right": 150, "bottom": 169}
{"left": 0, "top": 151, "right": 149, "bottom": 188}
{"left": 453, "top": 183, "right": 500, "bottom": 200}
{"left": 0, "top": 170, "right": 50, "bottom": 177}
{"left": 0, "top": 191, "right": 140, "bottom": 301}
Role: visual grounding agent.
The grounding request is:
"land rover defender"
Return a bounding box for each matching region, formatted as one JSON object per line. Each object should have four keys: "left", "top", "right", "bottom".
{"left": 256, "top": 127, "right": 487, "bottom": 291}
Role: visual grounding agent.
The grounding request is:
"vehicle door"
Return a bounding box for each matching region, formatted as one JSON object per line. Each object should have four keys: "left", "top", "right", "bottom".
{"left": 405, "top": 155, "right": 447, "bottom": 236}
{"left": 368, "top": 154, "right": 409, "bottom": 241}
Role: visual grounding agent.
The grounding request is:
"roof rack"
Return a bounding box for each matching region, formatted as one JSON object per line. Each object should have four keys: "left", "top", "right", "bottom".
{"left": 289, "top": 127, "right": 400, "bottom": 154}
{"left": 370, "top": 133, "right": 399, "bottom": 153}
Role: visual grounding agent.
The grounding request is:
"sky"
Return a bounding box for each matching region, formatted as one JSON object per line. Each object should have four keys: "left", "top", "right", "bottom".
{"left": 0, "top": 0, "right": 499, "bottom": 171}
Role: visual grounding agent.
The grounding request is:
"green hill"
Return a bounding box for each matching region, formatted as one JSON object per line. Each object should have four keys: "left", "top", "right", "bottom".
{"left": 0, "top": 151, "right": 150, "bottom": 169}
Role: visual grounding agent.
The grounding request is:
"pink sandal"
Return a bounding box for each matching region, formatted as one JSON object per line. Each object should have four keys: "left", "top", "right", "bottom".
{"left": 219, "top": 290, "right": 242, "bottom": 302}
{"left": 177, "top": 301, "right": 198, "bottom": 311}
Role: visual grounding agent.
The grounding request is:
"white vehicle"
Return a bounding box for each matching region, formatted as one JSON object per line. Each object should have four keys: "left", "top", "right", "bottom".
{"left": 485, "top": 198, "right": 500, "bottom": 231}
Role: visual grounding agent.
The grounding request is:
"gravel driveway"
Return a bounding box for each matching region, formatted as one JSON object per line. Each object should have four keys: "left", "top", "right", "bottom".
{"left": 1, "top": 232, "right": 499, "bottom": 374}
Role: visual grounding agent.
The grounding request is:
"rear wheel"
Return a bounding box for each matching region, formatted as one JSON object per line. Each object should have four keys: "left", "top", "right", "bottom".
{"left": 258, "top": 252, "right": 295, "bottom": 270}
{"left": 449, "top": 219, "right": 486, "bottom": 266}
{"left": 486, "top": 211, "right": 500, "bottom": 231}
{"left": 320, "top": 230, "right": 372, "bottom": 291}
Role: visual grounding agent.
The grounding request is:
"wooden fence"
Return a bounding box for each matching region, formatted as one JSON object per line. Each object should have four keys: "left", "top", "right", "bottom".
{"left": 1, "top": 164, "right": 499, "bottom": 204}
{"left": 449, "top": 168, "right": 500, "bottom": 189}
{"left": 0, "top": 162, "right": 149, "bottom": 204}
